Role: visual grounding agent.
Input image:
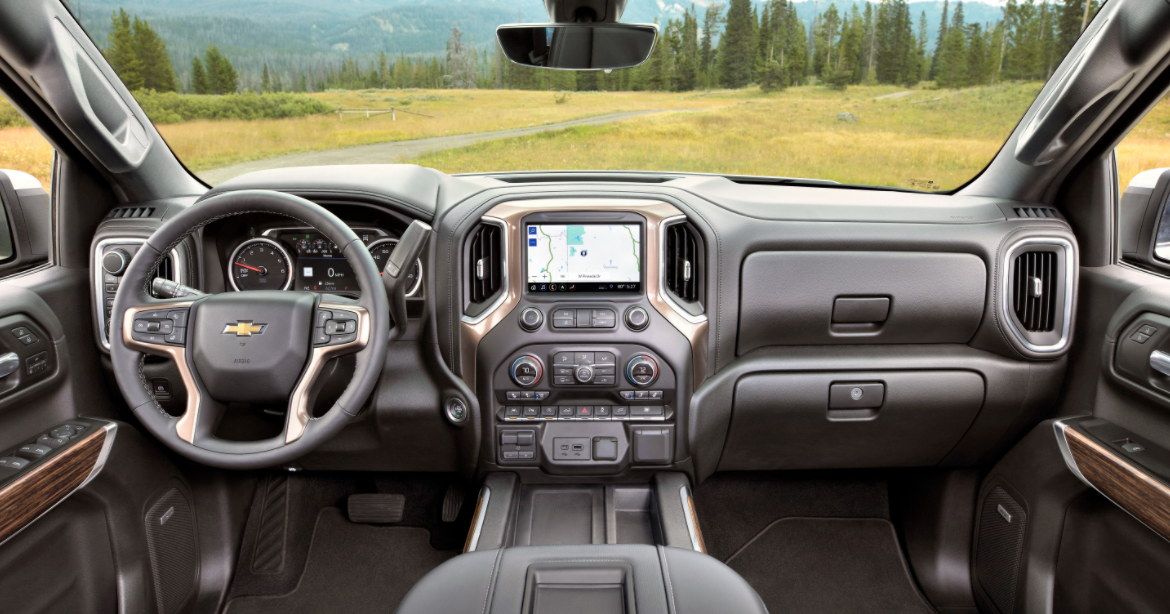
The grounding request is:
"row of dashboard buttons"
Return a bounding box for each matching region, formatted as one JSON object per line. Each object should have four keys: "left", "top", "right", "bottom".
{"left": 502, "top": 405, "right": 666, "bottom": 421}
{"left": 619, "top": 390, "right": 664, "bottom": 400}
{"left": 505, "top": 391, "right": 551, "bottom": 401}
{"left": 552, "top": 308, "right": 616, "bottom": 329}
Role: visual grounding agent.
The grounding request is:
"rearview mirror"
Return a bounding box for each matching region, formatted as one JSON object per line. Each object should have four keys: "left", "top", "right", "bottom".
{"left": 496, "top": 24, "right": 657, "bottom": 71}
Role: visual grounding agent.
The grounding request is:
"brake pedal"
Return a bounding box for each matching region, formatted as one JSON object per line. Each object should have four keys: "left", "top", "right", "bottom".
{"left": 347, "top": 494, "right": 405, "bottom": 524}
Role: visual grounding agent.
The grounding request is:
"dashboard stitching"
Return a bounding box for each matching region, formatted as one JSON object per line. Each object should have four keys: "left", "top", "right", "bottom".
{"left": 136, "top": 354, "right": 170, "bottom": 417}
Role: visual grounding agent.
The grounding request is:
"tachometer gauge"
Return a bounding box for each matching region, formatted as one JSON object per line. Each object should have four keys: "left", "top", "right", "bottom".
{"left": 228, "top": 238, "right": 293, "bottom": 291}
{"left": 368, "top": 238, "right": 422, "bottom": 296}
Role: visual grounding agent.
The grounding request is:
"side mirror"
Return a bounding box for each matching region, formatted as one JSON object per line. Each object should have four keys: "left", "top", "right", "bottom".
{"left": 0, "top": 169, "right": 50, "bottom": 274}
{"left": 496, "top": 23, "right": 657, "bottom": 70}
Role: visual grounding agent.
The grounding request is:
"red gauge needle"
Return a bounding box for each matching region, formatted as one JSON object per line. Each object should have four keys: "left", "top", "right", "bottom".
{"left": 234, "top": 262, "right": 262, "bottom": 272}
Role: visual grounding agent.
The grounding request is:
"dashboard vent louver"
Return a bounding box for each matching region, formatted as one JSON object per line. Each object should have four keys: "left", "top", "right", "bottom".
{"left": 107, "top": 206, "right": 155, "bottom": 219}
{"left": 1012, "top": 250, "right": 1057, "bottom": 332}
{"left": 468, "top": 223, "right": 502, "bottom": 303}
{"left": 1014, "top": 207, "right": 1058, "bottom": 219}
{"left": 665, "top": 222, "right": 701, "bottom": 303}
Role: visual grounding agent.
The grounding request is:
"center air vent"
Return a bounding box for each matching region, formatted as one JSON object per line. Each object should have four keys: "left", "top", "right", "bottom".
{"left": 1014, "top": 207, "right": 1059, "bottom": 219}
{"left": 664, "top": 221, "right": 703, "bottom": 305}
{"left": 467, "top": 222, "right": 502, "bottom": 304}
{"left": 1012, "top": 251, "right": 1057, "bottom": 332}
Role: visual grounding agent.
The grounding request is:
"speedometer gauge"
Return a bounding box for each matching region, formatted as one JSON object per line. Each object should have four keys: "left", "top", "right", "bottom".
{"left": 228, "top": 238, "right": 293, "bottom": 291}
{"left": 368, "top": 239, "right": 423, "bottom": 296}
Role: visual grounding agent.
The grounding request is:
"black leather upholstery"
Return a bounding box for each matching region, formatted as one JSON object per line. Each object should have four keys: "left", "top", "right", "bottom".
{"left": 395, "top": 544, "right": 768, "bottom": 614}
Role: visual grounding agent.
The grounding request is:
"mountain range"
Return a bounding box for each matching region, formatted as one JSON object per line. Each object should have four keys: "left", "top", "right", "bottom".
{"left": 67, "top": 0, "right": 1007, "bottom": 88}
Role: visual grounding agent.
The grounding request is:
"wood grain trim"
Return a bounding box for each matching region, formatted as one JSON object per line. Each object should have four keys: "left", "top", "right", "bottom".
{"left": 685, "top": 493, "right": 707, "bottom": 553}
{"left": 0, "top": 428, "right": 106, "bottom": 544}
{"left": 463, "top": 494, "right": 485, "bottom": 553}
{"left": 1065, "top": 426, "right": 1170, "bottom": 540}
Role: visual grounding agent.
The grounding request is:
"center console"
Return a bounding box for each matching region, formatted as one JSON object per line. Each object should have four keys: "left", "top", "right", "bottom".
{"left": 461, "top": 204, "right": 706, "bottom": 478}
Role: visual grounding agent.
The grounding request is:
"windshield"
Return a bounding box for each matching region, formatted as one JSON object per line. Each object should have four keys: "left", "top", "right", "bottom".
{"left": 50, "top": 0, "right": 1100, "bottom": 189}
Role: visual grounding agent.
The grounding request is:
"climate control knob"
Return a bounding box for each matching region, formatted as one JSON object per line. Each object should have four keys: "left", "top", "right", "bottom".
{"left": 626, "top": 355, "right": 659, "bottom": 387}
{"left": 575, "top": 364, "right": 594, "bottom": 384}
{"left": 510, "top": 355, "right": 543, "bottom": 387}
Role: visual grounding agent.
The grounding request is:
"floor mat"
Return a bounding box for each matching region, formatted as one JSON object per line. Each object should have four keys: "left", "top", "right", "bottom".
{"left": 726, "top": 517, "right": 935, "bottom": 614}
{"left": 226, "top": 472, "right": 473, "bottom": 601}
{"left": 226, "top": 508, "right": 457, "bottom": 614}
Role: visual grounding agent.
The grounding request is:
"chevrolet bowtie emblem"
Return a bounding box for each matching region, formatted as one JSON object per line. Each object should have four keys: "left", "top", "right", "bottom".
{"left": 222, "top": 321, "right": 267, "bottom": 336}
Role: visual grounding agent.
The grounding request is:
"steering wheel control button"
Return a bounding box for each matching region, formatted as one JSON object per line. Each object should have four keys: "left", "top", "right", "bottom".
{"left": 624, "top": 306, "right": 650, "bottom": 331}
{"left": 167, "top": 310, "right": 188, "bottom": 327}
{"left": 444, "top": 398, "right": 468, "bottom": 423}
{"left": 518, "top": 306, "right": 544, "bottom": 331}
{"left": 510, "top": 355, "right": 543, "bottom": 387}
{"left": 626, "top": 355, "right": 659, "bottom": 387}
{"left": 102, "top": 248, "right": 130, "bottom": 275}
{"left": 575, "top": 365, "right": 594, "bottom": 383}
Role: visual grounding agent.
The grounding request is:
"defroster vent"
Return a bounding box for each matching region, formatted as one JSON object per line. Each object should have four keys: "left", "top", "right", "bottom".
{"left": 468, "top": 223, "right": 502, "bottom": 303}
{"left": 665, "top": 222, "right": 701, "bottom": 303}
{"left": 1012, "top": 250, "right": 1057, "bottom": 332}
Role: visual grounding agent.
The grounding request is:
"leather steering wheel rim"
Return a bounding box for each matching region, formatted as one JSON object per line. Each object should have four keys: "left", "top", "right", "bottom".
{"left": 109, "top": 190, "right": 390, "bottom": 470}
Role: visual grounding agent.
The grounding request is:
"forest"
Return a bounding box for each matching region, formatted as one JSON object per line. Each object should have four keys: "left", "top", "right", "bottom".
{"left": 103, "top": 0, "right": 1100, "bottom": 96}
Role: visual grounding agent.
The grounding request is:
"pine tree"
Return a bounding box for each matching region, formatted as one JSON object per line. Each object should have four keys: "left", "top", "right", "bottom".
{"left": 190, "top": 57, "right": 209, "bottom": 94}
{"left": 917, "top": 12, "right": 930, "bottom": 82}
{"left": 261, "top": 63, "right": 271, "bottom": 92}
{"left": 936, "top": 1, "right": 968, "bottom": 87}
{"left": 106, "top": 9, "right": 143, "bottom": 90}
{"left": 699, "top": 3, "right": 724, "bottom": 89}
{"left": 131, "top": 17, "right": 176, "bottom": 92}
{"left": 203, "top": 46, "right": 239, "bottom": 94}
{"left": 718, "top": 0, "right": 756, "bottom": 88}
{"left": 966, "top": 23, "right": 988, "bottom": 85}
{"left": 929, "top": 0, "right": 950, "bottom": 80}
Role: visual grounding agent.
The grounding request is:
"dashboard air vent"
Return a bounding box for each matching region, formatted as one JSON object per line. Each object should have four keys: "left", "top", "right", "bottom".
{"left": 664, "top": 222, "right": 701, "bottom": 303}
{"left": 107, "top": 206, "right": 155, "bottom": 219}
{"left": 1012, "top": 250, "right": 1057, "bottom": 332}
{"left": 1014, "top": 207, "right": 1059, "bottom": 219}
{"left": 468, "top": 223, "right": 502, "bottom": 303}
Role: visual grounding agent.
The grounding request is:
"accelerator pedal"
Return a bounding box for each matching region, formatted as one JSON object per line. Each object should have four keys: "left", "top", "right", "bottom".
{"left": 441, "top": 482, "right": 465, "bottom": 522}
{"left": 347, "top": 494, "right": 405, "bottom": 524}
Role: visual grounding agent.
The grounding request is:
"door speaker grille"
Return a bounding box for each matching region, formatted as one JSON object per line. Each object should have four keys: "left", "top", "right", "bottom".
{"left": 144, "top": 488, "right": 199, "bottom": 614}
{"left": 975, "top": 486, "right": 1027, "bottom": 614}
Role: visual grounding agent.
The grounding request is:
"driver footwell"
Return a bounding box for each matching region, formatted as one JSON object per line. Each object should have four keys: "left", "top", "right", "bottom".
{"left": 223, "top": 473, "right": 473, "bottom": 614}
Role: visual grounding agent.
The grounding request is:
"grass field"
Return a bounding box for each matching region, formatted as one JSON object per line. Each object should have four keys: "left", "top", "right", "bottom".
{"left": 156, "top": 89, "right": 728, "bottom": 172}
{"left": 412, "top": 83, "right": 1047, "bottom": 191}
{"left": 2, "top": 82, "right": 1168, "bottom": 193}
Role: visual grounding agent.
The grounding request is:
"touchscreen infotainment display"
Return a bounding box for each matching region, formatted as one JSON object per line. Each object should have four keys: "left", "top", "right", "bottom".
{"left": 526, "top": 224, "right": 642, "bottom": 292}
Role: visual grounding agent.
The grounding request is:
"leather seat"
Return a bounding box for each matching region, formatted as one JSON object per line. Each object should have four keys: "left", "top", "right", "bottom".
{"left": 395, "top": 544, "right": 768, "bottom": 614}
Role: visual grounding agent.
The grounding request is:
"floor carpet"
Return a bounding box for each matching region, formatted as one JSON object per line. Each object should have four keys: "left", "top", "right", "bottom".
{"left": 225, "top": 508, "right": 457, "bottom": 614}
{"left": 725, "top": 517, "right": 936, "bottom": 614}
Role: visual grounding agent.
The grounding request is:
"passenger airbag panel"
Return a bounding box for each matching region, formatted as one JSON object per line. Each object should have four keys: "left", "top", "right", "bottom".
{"left": 737, "top": 251, "right": 986, "bottom": 353}
{"left": 720, "top": 370, "right": 985, "bottom": 470}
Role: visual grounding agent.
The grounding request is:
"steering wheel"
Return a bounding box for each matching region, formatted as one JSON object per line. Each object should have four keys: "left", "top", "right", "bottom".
{"left": 109, "top": 190, "right": 390, "bottom": 469}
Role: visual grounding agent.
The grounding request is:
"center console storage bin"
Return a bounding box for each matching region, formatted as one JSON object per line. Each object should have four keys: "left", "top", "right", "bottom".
{"left": 737, "top": 251, "right": 987, "bottom": 354}
{"left": 719, "top": 370, "right": 985, "bottom": 470}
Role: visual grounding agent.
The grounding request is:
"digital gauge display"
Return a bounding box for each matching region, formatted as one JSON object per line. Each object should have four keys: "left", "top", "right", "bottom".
{"left": 281, "top": 232, "right": 359, "bottom": 294}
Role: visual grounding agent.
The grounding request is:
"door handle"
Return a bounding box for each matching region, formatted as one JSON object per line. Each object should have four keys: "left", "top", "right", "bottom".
{"left": 1150, "top": 350, "right": 1170, "bottom": 377}
{"left": 0, "top": 352, "right": 17, "bottom": 378}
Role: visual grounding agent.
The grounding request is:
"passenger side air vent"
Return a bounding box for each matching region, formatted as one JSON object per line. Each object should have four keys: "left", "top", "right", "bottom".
{"left": 1014, "top": 206, "right": 1059, "bottom": 219}
{"left": 467, "top": 222, "right": 503, "bottom": 304}
{"left": 107, "top": 206, "right": 155, "bottom": 219}
{"left": 662, "top": 221, "right": 705, "bottom": 318}
{"left": 1002, "top": 238, "right": 1074, "bottom": 354}
{"left": 1012, "top": 251, "right": 1057, "bottom": 332}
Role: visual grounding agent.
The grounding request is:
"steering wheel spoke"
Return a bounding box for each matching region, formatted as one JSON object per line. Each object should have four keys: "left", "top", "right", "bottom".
{"left": 121, "top": 300, "right": 204, "bottom": 443}
{"left": 286, "top": 302, "right": 371, "bottom": 444}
